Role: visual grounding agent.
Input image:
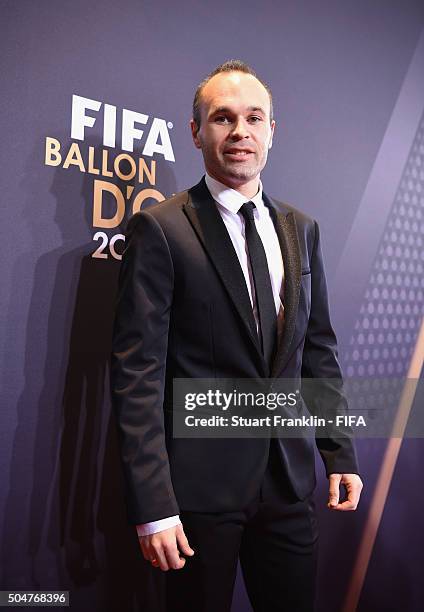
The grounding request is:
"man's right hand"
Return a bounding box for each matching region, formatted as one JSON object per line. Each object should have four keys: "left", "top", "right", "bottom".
{"left": 138, "top": 524, "right": 195, "bottom": 571}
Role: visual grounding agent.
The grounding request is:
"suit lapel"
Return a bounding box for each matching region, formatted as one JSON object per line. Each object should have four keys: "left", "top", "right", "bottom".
{"left": 263, "top": 194, "right": 302, "bottom": 377}
{"left": 183, "top": 178, "right": 267, "bottom": 374}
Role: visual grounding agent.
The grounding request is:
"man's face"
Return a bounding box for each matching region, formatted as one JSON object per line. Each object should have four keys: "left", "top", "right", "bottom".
{"left": 191, "top": 71, "right": 275, "bottom": 193}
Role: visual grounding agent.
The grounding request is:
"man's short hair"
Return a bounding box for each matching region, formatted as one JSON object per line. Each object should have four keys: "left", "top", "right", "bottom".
{"left": 192, "top": 59, "right": 273, "bottom": 127}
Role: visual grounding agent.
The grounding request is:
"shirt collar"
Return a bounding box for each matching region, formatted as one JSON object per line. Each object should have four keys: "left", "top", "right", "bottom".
{"left": 205, "top": 172, "right": 264, "bottom": 215}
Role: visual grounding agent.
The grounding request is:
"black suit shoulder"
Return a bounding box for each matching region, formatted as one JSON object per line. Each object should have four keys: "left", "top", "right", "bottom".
{"left": 123, "top": 191, "right": 193, "bottom": 256}
{"left": 127, "top": 189, "right": 189, "bottom": 229}
{"left": 267, "top": 195, "right": 316, "bottom": 230}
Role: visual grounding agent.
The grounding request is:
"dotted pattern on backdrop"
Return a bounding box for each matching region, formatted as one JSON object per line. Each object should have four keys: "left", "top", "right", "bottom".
{"left": 342, "top": 108, "right": 424, "bottom": 428}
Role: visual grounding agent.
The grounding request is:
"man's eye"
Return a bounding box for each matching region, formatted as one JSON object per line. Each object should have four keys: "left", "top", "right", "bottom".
{"left": 215, "top": 116, "right": 230, "bottom": 123}
{"left": 248, "top": 116, "right": 262, "bottom": 123}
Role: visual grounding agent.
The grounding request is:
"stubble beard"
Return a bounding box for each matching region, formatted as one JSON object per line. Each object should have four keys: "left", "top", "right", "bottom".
{"left": 206, "top": 148, "right": 269, "bottom": 186}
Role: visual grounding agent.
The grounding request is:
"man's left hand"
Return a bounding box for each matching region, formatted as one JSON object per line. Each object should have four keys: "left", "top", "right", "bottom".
{"left": 327, "top": 473, "right": 363, "bottom": 511}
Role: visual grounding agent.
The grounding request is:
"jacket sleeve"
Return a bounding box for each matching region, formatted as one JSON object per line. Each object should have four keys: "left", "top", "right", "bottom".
{"left": 110, "top": 211, "right": 180, "bottom": 524}
{"left": 301, "top": 220, "right": 360, "bottom": 477}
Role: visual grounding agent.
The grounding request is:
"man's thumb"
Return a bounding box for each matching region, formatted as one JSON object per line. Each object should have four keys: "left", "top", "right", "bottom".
{"left": 176, "top": 527, "right": 195, "bottom": 556}
{"left": 328, "top": 474, "right": 341, "bottom": 507}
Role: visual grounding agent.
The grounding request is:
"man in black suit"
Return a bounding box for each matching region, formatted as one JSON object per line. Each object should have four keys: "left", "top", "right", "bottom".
{"left": 111, "top": 60, "right": 363, "bottom": 611}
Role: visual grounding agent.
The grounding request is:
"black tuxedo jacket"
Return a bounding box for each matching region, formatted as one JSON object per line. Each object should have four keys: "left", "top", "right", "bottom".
{"left": 111, "top": 177, "right": 359, "bottom": 524}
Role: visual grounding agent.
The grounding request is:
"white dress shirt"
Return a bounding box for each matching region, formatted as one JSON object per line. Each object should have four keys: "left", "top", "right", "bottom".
{"left": 136, "top": 173, "right": 285, "bottom": 538}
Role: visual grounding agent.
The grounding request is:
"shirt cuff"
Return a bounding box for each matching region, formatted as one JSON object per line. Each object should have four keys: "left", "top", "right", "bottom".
{"left": 136, "top": 515, "right": 181, "bottom": 537}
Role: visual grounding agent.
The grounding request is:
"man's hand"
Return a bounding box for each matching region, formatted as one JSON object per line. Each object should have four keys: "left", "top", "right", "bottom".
{"left": 139, "top": 524, "right": 195, "bottom": 571}
{"left": 327, "top": 473, "right": 363, "bottom": 511}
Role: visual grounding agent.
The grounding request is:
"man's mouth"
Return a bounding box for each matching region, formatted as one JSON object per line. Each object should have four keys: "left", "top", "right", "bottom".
{"left": 224, "top": 148, "right": 254, "bottom": 158}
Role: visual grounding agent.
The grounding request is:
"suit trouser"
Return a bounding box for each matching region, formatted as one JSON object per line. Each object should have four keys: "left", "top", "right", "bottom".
{"left": 165, "top": 439, "right": 319, "bottom": 612}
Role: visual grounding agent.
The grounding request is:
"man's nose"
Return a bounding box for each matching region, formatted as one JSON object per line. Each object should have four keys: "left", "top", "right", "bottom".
{"left": 229, "top": 117, "right": 249, "bottom": 140}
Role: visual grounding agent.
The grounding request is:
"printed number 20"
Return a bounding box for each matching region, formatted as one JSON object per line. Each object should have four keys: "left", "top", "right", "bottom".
{"left": 92, "top": 231, "right": 125, "bottom": 260}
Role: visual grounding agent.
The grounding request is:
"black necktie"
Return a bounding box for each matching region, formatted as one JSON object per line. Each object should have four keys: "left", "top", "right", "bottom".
{"left": 239, "top": 201, "right": 277, "bottom": 366}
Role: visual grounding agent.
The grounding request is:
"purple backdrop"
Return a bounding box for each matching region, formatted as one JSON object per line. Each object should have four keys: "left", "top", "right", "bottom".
{"left": 1, "top": 1, "right": 424, "bottom": 610}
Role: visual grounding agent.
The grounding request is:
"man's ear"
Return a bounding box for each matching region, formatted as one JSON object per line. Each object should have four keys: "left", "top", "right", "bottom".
{"left": 190, "top": 119, "right": 202, "bottom": 149}
{"left": 268, "top": 119, "right": 276, "bottom": 150}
